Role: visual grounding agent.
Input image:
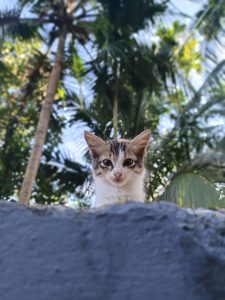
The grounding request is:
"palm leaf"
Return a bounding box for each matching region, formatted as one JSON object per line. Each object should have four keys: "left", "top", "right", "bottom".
{"left": 160, "top": 173, "right": 224, "bottom": 208}
{"left": 196, "top": 0, "right": 225, "bottom": 40}
{"left": 0, "top": 7, "right": 39, "bottom": 40}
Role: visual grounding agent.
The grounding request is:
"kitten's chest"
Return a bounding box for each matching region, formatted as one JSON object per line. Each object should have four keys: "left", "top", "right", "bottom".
{"left": 94, "top": 179, "right": 145, "bottom": 207}
{"left": 101, "top": 186, "right": 127, "bottom": 202}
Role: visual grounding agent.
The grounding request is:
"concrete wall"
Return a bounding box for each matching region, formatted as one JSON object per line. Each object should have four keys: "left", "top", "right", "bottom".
{"left": 0, "top": 201, "right": 225, "bottom": 300}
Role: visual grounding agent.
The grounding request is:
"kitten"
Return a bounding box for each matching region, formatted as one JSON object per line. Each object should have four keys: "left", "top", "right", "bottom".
{"left": 84, "top": 129, "right": 151, "bottom": 207}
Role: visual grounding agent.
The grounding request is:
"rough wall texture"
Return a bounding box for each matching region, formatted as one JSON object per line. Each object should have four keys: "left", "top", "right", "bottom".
{"left": 0, "top": 201, "right": 225, "bottom": 300}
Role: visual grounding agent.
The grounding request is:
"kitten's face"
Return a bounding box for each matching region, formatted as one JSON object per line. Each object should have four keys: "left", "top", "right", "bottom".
{"left": 84, "top": 130, "right": 151, "bottom": 187}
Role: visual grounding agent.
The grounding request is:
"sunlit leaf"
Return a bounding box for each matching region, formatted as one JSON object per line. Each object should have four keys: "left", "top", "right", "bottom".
{"left": 160, "top": 173, "right": 224, "bottom": 208}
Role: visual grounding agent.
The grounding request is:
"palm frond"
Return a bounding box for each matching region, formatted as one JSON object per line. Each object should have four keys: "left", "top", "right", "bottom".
{"left": 197, "top": 0, "right": 225, "bottom": 40}
{"left": 0, "top": 7, "right": 40, "bottom": 40}
{"left": 160, "top": 173, "right": 223, "bottom": 208}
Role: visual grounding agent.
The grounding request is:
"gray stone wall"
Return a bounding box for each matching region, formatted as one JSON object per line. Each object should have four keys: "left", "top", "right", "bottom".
{"left": 0, "top": 201, "right": 225, "bottom": 300}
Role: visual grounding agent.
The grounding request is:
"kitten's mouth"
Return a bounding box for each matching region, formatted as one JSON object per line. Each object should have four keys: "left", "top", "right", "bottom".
{"left": 115, "top": 178, "right": 122, "bottom": 182}
{"left": 112, "top": 177, "right": 125, "bottom": 185}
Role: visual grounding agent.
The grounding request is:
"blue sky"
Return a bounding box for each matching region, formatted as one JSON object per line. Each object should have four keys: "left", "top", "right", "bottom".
{"left": 171, "top": 0, "right": 205, "bottom": 15}
{"left": 0, "top": 0, "right": 17, "bottom": 10}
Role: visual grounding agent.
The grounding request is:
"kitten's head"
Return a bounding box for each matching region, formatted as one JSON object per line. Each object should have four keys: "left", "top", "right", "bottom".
{"left": 84, "top": 130, "right": 151, "bottom": 187}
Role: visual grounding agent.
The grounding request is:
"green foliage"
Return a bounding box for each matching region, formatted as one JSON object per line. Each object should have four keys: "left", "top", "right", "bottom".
{"left": 0, "top": 39, "right": 43, "bottom": 198}
{"left": 0, "top": 0, "right": 99, "bottom": 203}
{"left": 72, "top": 0, "right": 178, "bottom": 138}
{"left": 98, "top": 0, "right": 167, "bottom": 31}
{"left": 196, "top": 0, "right": 225, "bottom": 40}
{"left": 0, "top": 8, "right": 39, "bottom": 41}
{"left": 158, "top": 21, "right": 203, "bottom": 76}
{"left": 159, "top": 173, "right": 223, "bottom": 208}
{"left": 0, "top": 37, "right": 87, "bottom": 202}
{"left": 178, "top": 38, "right": 202, "bottom": 75}
{"left": 0, "top": 0, "right": 224, "bottom": 207}
{"left": 66, "top": 0, "right": 225, "bottom": 208}
{"left": 35, "top": 150, "right": 89, "bottom": 204}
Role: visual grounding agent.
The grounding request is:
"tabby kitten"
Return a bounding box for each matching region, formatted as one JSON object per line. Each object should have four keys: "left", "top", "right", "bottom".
{"left": 84, "top": 129, "right": 151, "bottom": 207}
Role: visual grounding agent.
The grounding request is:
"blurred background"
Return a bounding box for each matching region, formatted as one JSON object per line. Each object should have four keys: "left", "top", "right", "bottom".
{"left": 0, "top": 0, "right": 224, "bottom": 208}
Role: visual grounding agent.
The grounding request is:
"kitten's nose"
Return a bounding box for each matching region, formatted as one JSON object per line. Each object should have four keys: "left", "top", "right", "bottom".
{"left": 114, "top": 169, "right": 122, "bottom": 178}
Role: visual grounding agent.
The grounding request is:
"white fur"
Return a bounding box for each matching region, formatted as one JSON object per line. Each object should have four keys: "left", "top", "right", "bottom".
{"left": 93, "top": 170, "right": 146, "bottom": 207}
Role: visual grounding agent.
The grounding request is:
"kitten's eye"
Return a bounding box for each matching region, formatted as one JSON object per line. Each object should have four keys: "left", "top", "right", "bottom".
{"left": 102, "top": 159, "right": 112, "bottom": 167}
{"left": 123, "top": 159, "right": 134, "bottom": 167}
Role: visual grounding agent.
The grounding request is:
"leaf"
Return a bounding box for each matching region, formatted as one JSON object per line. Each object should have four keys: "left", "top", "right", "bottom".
{"left": 160, "top": 173, "right": 224, "bottom": 208}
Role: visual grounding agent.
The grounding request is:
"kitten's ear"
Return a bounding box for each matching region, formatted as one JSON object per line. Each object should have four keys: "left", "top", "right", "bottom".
{"left": 129, "top": 129, "right": 151, "bottom": 157}
{"left": 84, "top": 131, "right": 107, "bottom": 158}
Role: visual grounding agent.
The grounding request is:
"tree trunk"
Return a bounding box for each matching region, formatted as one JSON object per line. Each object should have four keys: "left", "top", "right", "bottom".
{"left": 18, "top": 27, "right": 67, "bottom": 205}
{"left": 113, "top": 73, "right": 119, "bottom": 139}
{"left": 113, "top": 91, "right": 118, "bottom": 139}
{"left": 132, "top": 90, "right": 144, "bottom": 136}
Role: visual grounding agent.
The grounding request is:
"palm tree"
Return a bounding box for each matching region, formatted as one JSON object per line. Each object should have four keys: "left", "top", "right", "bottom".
{"left": 71, "top": 0, "right": 172, "bottom": 139}
{"left": 18, "top": 26, "right": 67, "bottom": 204}
{"left": 71, "top": 0, "right": 225, "bottom": 208}
{"left": 145, "top": 1, "right": 225, "bottom": 207}
{"left": 0, "top": 36, "right": 54, "bottom": 199}
{"left": 1, "top": 0, "right": 224, "bottom": 207}
{"left": 0, "top": 0, "right": 96, "bottom": 204}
